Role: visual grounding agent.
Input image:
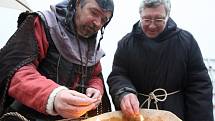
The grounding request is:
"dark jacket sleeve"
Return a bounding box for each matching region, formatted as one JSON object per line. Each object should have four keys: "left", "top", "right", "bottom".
{"left": 107, "top": 34, "right": 137, "bottom": 110}
{"left": 181, "top": 31, "right": 214, "bottom": 121}
{"left": 0, "top": 14, "right": 39, "bottom": 115}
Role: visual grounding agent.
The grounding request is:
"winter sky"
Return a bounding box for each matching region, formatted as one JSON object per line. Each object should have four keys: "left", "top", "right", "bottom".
{"left": 0, "top": 0, "right": 215, "bottom": 80}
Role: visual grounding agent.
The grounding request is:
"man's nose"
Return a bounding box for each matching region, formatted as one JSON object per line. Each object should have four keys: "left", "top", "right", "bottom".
{"left": 148, "top": 21, "right": 156, "bottom": 28}
{"left": 93, "top": 17, "right": 102, "bottom": 30}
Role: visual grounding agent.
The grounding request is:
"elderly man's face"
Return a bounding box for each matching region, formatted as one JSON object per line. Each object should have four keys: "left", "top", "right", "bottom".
{"left": 140, "top": 4, "right": 167, "bottom": 39}
{"left": 75, "top": 0, "right": 112, "bottom": 38}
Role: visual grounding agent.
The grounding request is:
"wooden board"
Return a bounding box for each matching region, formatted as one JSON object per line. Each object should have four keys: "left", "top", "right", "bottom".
{"left": 83, "top": 109, "right": 182, "bottom": 121}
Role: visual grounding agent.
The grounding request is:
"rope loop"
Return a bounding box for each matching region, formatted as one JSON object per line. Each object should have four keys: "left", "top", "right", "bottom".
{"left": 139, "top": 88, "right": 180, "bottom": 110}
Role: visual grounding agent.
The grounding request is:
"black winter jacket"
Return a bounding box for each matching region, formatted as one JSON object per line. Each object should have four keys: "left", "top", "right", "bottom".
{"left": 108, "top": 18, "right": 214, "bottom": 121}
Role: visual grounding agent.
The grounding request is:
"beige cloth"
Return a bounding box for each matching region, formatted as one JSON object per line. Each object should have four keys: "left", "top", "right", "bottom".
{"left": 83, "top": 109, "right": 182, "bottom": 121}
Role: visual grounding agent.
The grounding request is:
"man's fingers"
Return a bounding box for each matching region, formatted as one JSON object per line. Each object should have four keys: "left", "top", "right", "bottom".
{"left": 57, "top": 103, "right": 96, "bottom": 119}
{"left": 57, "top": 90, "right": 97, "bottom": 106}
{"left": 86, "top": 88, "right": 101, "bottom": 99}
{"left": 121, "top": 95, "right": 135, "bottom": 116}
{"left": 86, "top": 90, "right": 93, "bottom": 98}
{"left": 90, "top": 91, "right": 100, "bottom": 99}
{"left": 67, "top": 95, "right": 97, "bottom": 106}
{"left": 69, "top": 90, "right": 89, "bottom": 98}
{"left": 120, "top": 93, "right": 140, "bottom": 117}
{"left": 130, "top": 96, "right": 140, "bottom": 115}
{"left": 54, "top": 90, "right": 99, "bottom": 118}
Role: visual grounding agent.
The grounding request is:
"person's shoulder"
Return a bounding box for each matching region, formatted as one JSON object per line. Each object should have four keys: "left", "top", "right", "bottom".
{"left": 116, "top": 32, "right": 134, "bottom": 49}
{"left": 177, "top": 28, "right": 196, "bottom": 43}
{"left": 178, "top": 28, "right": 195, "bottom": 40}
{"left": 17, "top": 11, "right": 40, "bottom": 28}
{"left": 177, "top": 28, "right": 199, "bottom": 48}
{"left": 118, "top": 32, "right": 133, "bottom": 44}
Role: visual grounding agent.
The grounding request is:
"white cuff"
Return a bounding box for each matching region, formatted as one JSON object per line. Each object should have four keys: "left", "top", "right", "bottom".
{"left": 46, "top": 86, "right": 68, "bottom": 115}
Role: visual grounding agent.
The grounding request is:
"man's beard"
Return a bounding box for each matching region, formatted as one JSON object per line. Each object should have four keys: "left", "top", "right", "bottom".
{"left": 78, "top": 24, "right": 97, "bottom": 38}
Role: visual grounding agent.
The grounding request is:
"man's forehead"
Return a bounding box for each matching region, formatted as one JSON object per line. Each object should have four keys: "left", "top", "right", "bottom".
{"left": 141, "top": 5, "right": 166, "bottom": 15}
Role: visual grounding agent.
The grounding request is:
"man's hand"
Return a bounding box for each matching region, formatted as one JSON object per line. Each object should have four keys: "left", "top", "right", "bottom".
{"left": 120, "top": 93, "right": 140, "bottom": 118}
{"left": 54, "top": 90, "right": 97, "bottom": 119}
{"left": 86, "top": 88, "right": 102, "bottom": 99}
{"left": 86, "top": 87, "right": 102, "bottom": 108}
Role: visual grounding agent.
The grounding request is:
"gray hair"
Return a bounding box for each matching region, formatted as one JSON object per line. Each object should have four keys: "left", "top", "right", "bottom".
{"left": 139, "top": 0, "right": 171, "bottom": 17}
{"left": 79, "top": 0, "right": 114, "bottom": 13}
